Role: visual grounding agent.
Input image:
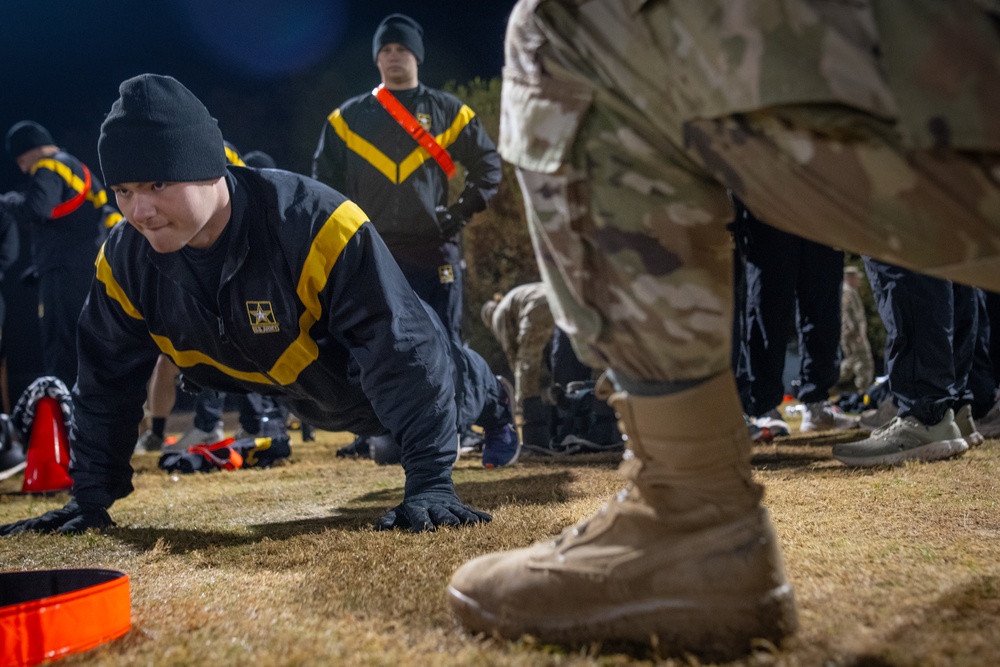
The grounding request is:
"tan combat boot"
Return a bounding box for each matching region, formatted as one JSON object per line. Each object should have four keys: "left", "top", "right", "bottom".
{"left": 447, "top": 371, "right": 797, "bottom": 658}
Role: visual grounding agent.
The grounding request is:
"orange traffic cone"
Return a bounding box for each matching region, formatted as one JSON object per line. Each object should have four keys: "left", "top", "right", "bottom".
{"left": 22, "top": 396, "right": 73, "bottom": 493}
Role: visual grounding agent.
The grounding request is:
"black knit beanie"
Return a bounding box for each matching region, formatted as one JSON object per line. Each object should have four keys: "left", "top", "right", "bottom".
{"left": 372, "top": 14, "right": 424, "bottom": 64}
{"left": 99, "top": 74, "right": 227, "bottom": 186}
{"left": 5, "top": 121, "right": 55, "bottom": 160}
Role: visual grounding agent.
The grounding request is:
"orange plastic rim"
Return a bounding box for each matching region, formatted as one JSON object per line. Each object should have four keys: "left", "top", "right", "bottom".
{"left": 0, "top": 569, "right": 131, "bottom": 667}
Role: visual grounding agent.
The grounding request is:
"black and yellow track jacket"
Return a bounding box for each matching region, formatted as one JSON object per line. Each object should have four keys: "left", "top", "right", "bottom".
{"left": 312, "top": 83, "right": 501, "bottom": 259}
{"left": 4, "top": 150, "right": 121, "bottom": 275}
{"left": 71, "top": 167, "right": 458, "bottom": 509}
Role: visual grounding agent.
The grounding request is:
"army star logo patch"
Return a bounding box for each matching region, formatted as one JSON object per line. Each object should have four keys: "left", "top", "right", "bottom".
{"left": 417, "top": 113, "right": 431, "bottom": 131}
{"left": 438, "top": 264, "right": 455, "bottom": 284}
{"left": 246, "top": 301, "right": 280, "bottom": 334}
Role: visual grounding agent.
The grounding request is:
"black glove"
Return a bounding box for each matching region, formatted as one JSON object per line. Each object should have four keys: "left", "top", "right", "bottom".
{"left": 435, "top": 204, "right": 468, "bottom": 240}
{"left": 376, "top": 488, "right": 491, "bottom": 533}
{"left": 0, "top": 499, "right": 114, "bottom": 536}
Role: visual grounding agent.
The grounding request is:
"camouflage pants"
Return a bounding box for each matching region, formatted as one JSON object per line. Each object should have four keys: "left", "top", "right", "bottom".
{"left": 839, "top": 341, "right": 875, "bottom": 393}
{"left": 505, "top": 0, "right": 1000, "bottom": 384}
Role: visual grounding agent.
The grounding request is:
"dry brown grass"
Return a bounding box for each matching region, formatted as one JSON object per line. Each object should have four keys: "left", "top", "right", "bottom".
{"left": 2, "top": 422, "right": 999, "bottom": 667}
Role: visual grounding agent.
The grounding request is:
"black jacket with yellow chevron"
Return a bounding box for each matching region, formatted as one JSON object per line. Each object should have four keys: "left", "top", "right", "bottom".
{"left": 71, "top": 167, "right": 459, "bottom": 509}
{"left": 312, "top": 83, "right": 501, "bottom": 257}
{"left": 4, "top": 150, "right": 121, "bottom": 275}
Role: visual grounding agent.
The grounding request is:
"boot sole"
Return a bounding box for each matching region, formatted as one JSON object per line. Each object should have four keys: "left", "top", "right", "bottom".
{"left": 447, "top": 583, "right": 797, "bottom": 660}
{"left": 834, "top": 438, "right": 968, "bottom": 467}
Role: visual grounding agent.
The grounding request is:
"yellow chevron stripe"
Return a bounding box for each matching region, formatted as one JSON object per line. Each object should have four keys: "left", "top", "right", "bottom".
{"left": 267, "top": 200, "right": 368, "bottom": 384}
{"left": 438, "top": 105, "right": 476, "bottom": 151}
{"left": 103, "top": 212, "right": 124, "bottom": 228}
{"left": 329, "top": 110, "right": 397, "bottom": 183}
{"left": 331, "top": 106, "right": 475, "bottom": 184}
{"left": 398, "top": 105, "right": 475, "bottom": 183}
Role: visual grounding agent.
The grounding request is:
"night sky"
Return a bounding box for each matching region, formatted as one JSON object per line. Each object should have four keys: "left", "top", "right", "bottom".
{"left": 0, "top": 0, "right": 518, "bottom": 190}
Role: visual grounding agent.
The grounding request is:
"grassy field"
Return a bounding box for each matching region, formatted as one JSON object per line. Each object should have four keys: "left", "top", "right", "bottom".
{"left": 1, "top": 419, "right": 998, "bottom": 667}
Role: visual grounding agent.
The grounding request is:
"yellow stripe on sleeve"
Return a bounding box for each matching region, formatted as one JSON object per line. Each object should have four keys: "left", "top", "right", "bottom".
{"left": 267, "top": 200, "right": 368, "bottom": 385}
{"left": 94, "top": 243, "right": 144, "bottom": 321}
{"left": 31, "top": 158, "right": 86, "bottom": 193}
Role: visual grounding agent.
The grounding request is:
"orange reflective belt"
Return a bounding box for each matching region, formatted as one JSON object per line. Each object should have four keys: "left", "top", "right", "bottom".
{"left": 373, "top": 84, "right": 456, "bottom": 179}
{"left": 0, "top": 569, "right": 131, "bottom": 667}
{"left": 50, "top": 164, "right": 92, "bottom": 219}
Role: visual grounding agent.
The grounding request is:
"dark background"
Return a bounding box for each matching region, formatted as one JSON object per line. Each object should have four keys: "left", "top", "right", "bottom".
{"left": 1, "top": 0, "right": 517, "bottom": 186}
{"left": 0, "top": 0, "right": 517, "bottom": 406}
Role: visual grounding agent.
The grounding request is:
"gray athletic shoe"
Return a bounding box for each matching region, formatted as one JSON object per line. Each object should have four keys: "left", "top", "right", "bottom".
{"left": 859, "top": 396, "right": 897, "bottom": 431}
{"left": 833, "top": 409, "right": 967, "bottom": 467}
{"left": 975, "top": 399, "right": 1000, "bottom": 439}
{"left": 799, "top": 400, "right": 860, "bottom": 433}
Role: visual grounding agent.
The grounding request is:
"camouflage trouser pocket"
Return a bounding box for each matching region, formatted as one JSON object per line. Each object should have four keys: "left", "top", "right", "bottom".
{"left": 517, "top": 101, "right": 736, "bottom": 383}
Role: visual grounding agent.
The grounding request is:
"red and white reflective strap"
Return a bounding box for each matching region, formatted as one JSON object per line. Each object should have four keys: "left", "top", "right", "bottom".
{"left": 373, "top": 84, "right": 456, "bottom": 179}
{"left": 0, "top": 569, "right": 131, "bottom": 667}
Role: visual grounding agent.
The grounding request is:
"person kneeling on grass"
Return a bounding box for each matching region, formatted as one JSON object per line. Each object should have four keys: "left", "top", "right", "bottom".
{"left": 0, "top": 73, "right": 519, "bottom": 537}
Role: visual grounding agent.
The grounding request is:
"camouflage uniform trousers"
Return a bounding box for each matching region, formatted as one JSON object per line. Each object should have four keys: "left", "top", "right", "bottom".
{"left": 502, "top": 304, "right": 556, "bottom": 409}
{"left": 839, "top": 337, "right": 875, "bottom": 393}
{"left": 502, "top": 0, "right": 1000, "bottom": 384}
{"left": 839, "top": 285, "right": 874, "bottom": 391}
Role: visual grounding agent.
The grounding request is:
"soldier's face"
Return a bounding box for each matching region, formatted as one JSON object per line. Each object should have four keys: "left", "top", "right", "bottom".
{"left": 112, "top": 179, "right": 230, "bottom": 253}
{"left": 377, "top": 43, "right": 418, "bottom": 88}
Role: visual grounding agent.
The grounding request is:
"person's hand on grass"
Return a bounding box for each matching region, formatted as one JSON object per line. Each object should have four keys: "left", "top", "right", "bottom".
{"left": 376, "top": 481, "right": 490, "bottom": 533}
{"left": 0, "top": 499, "right": 114, "bottom": 536}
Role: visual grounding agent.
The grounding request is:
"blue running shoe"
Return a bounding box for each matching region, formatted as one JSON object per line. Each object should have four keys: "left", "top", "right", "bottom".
{"left": 482, "top": 424, "right": 521, "bottom": 468}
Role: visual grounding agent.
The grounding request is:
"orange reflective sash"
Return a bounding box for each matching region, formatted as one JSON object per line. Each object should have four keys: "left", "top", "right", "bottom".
{"left": 373, "top": 84, "right": 456, "bottom": 179}
{"left": 51, "top": 163, "right": 92, "bottom": 219}
{"left": 0, "top": 569, "right": 131, "bottom": 667}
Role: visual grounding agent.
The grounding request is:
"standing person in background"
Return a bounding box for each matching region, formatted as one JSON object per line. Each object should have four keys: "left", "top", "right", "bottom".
{"left": 2, "top": 121, "right": 120, "bottom": 387}
{"left": 314, "top": 13, "right": 503, "bottom": 458}
{"left": 839, "top": 265, "right": 875, "bottom": 394}
{"left": 448, "top": 0, "right": 1000, "bottom": 658}
{"left": 313, "top": 13, "right": 502, "bottom": 345}
{"left": 834, "top": 261, "right": 984, "bottom": 464}
{"left": 732, "top": 199, "right": 859, "bottom": 435}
